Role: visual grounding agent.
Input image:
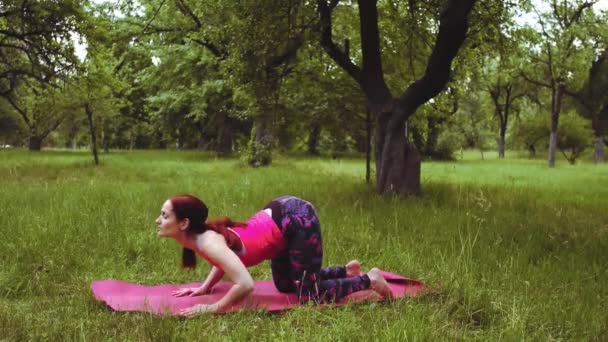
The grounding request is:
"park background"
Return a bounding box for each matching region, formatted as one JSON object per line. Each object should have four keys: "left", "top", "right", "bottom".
{"left": 1, "top": 0, "right": 608, "bottom": 340}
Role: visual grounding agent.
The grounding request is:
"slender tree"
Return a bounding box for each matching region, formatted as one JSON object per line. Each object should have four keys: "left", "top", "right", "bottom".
{"left": 520, "top": 0, "right": 598, "bottom": 167}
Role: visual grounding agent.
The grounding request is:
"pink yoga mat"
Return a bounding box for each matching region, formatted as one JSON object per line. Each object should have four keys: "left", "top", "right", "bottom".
{"left": 91, "top": 271, "right": 425, "bottom": 315}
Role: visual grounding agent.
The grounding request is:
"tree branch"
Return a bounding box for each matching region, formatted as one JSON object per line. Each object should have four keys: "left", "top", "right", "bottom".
{"left": 3, "top": 95, "right": 31, "bottom": 127}
{"left": 396, "top": 0, "right": 475, "bottom": 120}
{"left": 317, "top": 0, "right": 362, "bottom": 85}
{"left": 358, "top": 0, "right": 385, "bottom": 84}
{"left": 520, "top": 71, "right": 552, "bottom": 89}
{"left": 175, "top": 0, "right": 202, "bottom": 29}
{"left": 190, "top": 38, "right": 225, "bottom": 58}
{"left": 565, "top": 1, "right": 597, "bottom": 27}
{"left": 142, "top": 0, "right": 167, "bottom": 34}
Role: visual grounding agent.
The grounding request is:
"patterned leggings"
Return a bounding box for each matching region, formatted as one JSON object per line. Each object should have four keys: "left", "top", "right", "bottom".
{"left": 264, "top": 196, "right": 371, "bottom": 303}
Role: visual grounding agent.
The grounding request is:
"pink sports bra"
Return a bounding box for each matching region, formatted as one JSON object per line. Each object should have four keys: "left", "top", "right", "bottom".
{"left": 228, "top": 210, "right": 287, "bottom": 267}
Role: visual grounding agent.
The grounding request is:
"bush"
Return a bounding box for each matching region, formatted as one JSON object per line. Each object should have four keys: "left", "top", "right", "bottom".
{"left": 244, "top": 127, "right": 272, "bottom": 167}
{"left": 557, "top": 112, "right": 594, "bottom": 164}
{"left": 511, "top": 113, "right": 548, "bottom": 156}
{"left": 434, "top": 129, "right": 466, "bottom": 160}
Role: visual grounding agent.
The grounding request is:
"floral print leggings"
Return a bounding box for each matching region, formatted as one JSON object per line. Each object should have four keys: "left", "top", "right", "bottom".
{"left": 264, "top": 196, "right": 371, "bottom": 303}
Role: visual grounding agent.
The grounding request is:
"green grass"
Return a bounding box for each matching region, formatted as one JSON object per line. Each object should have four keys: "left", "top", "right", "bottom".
{"left": 1, "top": 148, "right": 607, "bottom": 340}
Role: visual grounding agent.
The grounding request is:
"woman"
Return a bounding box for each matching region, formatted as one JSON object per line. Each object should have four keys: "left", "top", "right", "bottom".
{"left": 156, "top": 194, "right": 392, "bottom": 317}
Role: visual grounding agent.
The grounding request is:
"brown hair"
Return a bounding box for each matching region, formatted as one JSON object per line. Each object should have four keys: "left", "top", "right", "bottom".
{"left": 169, "top": 195, "right": 246, "bottom": 269}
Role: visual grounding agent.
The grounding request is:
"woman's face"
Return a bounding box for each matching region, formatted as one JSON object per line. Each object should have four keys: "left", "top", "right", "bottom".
{"left": 156, "top": 200, "right": 186, "bottom": 238}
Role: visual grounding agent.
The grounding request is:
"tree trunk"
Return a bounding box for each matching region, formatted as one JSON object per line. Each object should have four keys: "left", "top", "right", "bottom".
{"left": 366, "top": 108, "right": 371, "bottom": 183}
{"left": 376, "top": 133, "right": 421, "bottom": 195}
{"left": 424, "top": 116, "right": 441, "bottom": 157}
{"left": 308, "top": 122, "right": 321, "bottom": 155}
{"left": 250, "top": 114, "right": 273, "bottom": 167}
{"left": 217, "top": 112, "right": 234, "bottom": 157}
{"left": 594, "top": 135, "right": 605, "bottom": 163}
{"left": 548, "top": 84, "right": 565, "bottom": 167}
{"left": 548, "top": 131, "right": 557, "bottom": 166}
{"left": 498, "top": 129, "right": 506, "bottom": 159}
{"left": 103, "top": 137, "right": 109, "bottom": 153}
{"left": 375, "top": 104, "right": 421, "bottom": 195}
{"left": 85, "top": 103, "right": 99, "bottom": 165}
{"left": 28, "top": 134, "right": 42, "bottom": 151}
{"left": 102, "top": 125, "right": 109, "bottom": 153}
{"left": 592, "top": 116, "right": 606, "bottom": 163}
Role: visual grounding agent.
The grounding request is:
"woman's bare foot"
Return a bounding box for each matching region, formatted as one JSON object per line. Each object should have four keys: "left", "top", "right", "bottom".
{"left": 367, "top": 268, "right": 393, "bottom": 300}
{"left": 345, "top": 260, "right": 361, "bottom": 277}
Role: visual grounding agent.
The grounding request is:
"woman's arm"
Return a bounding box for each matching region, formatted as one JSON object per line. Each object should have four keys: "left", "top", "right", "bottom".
{"left": 182, "top": 232, "right": 254, "bottom": 315}
{"left": 200, "top": 266, "right": 224, "bottom": 293}
{"left": 172, "top": 265, "right": 225, "bottom": 297}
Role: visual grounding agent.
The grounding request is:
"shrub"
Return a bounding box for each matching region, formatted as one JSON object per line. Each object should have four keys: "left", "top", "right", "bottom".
{"left": 435, "top": 129, "right": 466, "bottom": 160}
{"left": 557, "top": 112, "right": 594, "bottom": 164}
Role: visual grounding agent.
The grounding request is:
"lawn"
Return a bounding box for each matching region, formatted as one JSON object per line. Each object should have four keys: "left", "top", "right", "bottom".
{"left": 0, "top": 149, "right": 606, "bottom": 340}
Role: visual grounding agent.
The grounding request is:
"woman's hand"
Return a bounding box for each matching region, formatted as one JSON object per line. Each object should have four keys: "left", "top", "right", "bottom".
{"left": 172, "top": 286, "right": 211, "bottom": 297}
{"left": 180, "top": 304, "right": 217, "bottom": 317}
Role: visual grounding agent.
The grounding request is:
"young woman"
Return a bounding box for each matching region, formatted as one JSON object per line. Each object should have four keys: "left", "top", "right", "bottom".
{"left": 156, "top": 194, "right": 392, "bottom": 317}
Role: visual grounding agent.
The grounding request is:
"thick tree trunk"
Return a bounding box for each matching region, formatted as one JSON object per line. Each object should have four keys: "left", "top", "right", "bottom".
{"left": 594, "top": 135, "right": 605, "bottom": 163}
{"left": 308, "top": 122, "right": 321, "bottom": 155}
{"left": 28, "top": 134, "right": 42, "bottom": 151}
{"left": 85, "top": 103, "right": 99, "bottom": 165}
{"left": 375, "top": 104, "right": 421, "bottom": 195}
{"left": 376, "top": 133, "right": 421, "bottom": 194}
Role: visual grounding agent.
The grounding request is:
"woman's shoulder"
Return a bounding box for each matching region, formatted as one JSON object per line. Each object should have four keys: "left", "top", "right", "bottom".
{"left": 197, "top": 230, "right": 226, "bottom": 248}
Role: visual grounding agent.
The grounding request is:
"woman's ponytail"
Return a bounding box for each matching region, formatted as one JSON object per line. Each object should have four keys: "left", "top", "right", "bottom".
{"left": 182, "top": 247, "right": 197, "bottom": 269}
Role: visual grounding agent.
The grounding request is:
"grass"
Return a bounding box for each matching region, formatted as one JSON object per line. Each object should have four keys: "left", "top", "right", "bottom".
{"left": 0, "top": 148, "right": 607, "bottom": 340}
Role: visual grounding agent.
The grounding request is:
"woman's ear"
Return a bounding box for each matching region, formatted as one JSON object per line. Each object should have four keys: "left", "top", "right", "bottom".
{"left": 179, "top": 218, "right": 190, "bottom": 231}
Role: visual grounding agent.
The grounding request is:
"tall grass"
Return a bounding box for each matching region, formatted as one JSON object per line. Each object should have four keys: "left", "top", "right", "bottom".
{"left": 0, "top": 149, "right": 606, "bottom": 340}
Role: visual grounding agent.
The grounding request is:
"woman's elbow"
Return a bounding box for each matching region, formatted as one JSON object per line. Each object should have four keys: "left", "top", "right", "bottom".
{"left": 241, "top": 280, "right": 254, "bottom": 294}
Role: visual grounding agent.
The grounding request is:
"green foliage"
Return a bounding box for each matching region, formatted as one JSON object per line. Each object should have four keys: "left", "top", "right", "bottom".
{"left": 557, "top": 112, "right": 594, "bottom": 164}
{"left": 435, "top": 129, "right": 466, "bottom": 160}
{"left": 449, "top": 90, "right": 495, "bottom": 157}
{"left": 0, "top": 0, "right": 85, "bottom": 95}
{"left": 0, "top": 103, "right": 26, "bottom": 146}
{"left": 511, "top": 107, "right": 549, "bottom": 156}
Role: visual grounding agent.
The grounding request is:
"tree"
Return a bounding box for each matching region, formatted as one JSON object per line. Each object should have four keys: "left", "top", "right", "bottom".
{"left": 2, "top": 82, "right": 77, "bottom": 150}
{"left": 453, "top": 89, "right": 494, "bottom": 160}
{"left": 568, "top": 48, "right": 608, "bottom": 163}
{"left": 0, "top": 97, "right": 25, "bottom": 146}
{"left": 317, "top": 0, "right": 475, "bottom": 195}
{"left": 520, "top": 0, "right": 599, "bottom": 167}
{"left": 77, "top": 46, "right": 124, "bottom": 165}
{"left": 482, "top": 27, "right": 529, "bottom": 159}
{"left": 0, "top": 0, "right": 83, "bottom": 97}
{"left": 0, "top": 1, "right": 85, "bottom": 150}
{"left": 511, "top": 100, "right": 548, "bottom": 156}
